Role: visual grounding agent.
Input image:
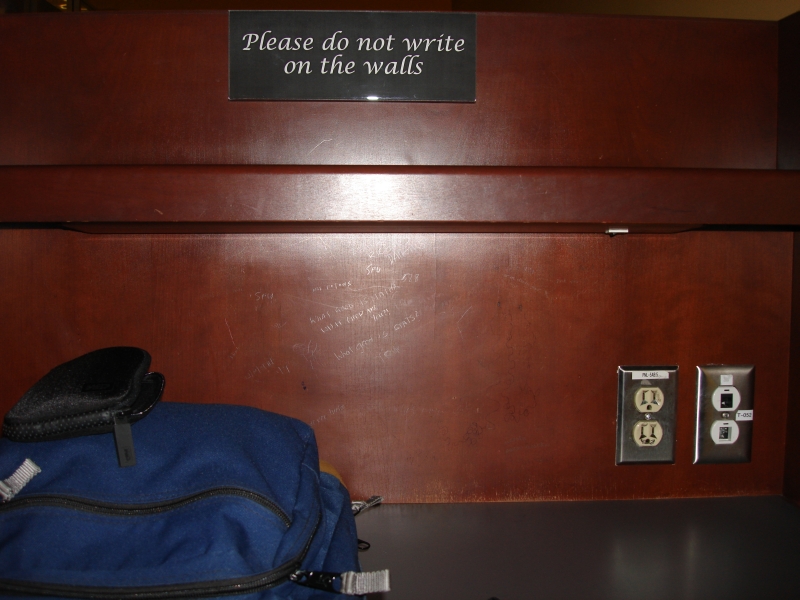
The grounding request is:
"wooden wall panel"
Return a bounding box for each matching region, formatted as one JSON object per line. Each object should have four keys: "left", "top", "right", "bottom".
{"left": 0, "top": 229, "right": 790, "bottom": 502}
{"left": 0, "top": 12, "right": 777, "bottom": 169}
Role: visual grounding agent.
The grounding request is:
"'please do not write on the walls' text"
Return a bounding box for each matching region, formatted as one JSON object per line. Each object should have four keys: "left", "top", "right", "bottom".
{"left": 241, "top": 30, "right": 468, "bottom": 76}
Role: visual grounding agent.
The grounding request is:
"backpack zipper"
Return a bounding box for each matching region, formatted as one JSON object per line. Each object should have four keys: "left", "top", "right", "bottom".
{"left": 0, "top": 554, "right": 306, "bottom": 599}
{"left": 0, "top": 486, "right": 291, "bottom": 526}
{"left": 0, "top": 487, "right": 320, "bottom": 599}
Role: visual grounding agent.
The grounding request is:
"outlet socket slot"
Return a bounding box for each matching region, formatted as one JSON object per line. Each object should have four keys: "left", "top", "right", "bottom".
{"left": 635, "top": 387, "right": 664, "bottom": 413}
{"left": 633, "top": 420, "right": 664, "bottom": 446}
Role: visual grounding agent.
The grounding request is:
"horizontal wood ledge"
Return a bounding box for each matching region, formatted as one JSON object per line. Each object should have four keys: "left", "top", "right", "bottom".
{"left": 1, "top": 166, "right": 798, "bottom": 231}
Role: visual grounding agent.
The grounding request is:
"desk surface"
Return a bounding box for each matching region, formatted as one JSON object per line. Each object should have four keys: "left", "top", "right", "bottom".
{"left": 356, "top": 496, "right": 800, "bottom": 600}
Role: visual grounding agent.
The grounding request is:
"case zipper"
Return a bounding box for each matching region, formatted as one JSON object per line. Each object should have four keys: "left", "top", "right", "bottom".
{"left": 0, "top": 556, "right": 304, "bottom": 599}
{"left": 0, "top": 488, "right": 319, "bottom": 599}
{"left": 0, "top": 486, "right": 291, "bottom": 526}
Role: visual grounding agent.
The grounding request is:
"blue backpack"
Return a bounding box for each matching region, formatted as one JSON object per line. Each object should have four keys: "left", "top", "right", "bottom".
{"left": 0, "top": 348, "right": 388, "bottom": 599}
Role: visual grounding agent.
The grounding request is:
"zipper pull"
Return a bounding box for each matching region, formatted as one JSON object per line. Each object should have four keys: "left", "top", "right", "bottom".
{"left": 290, "top": 570, "right": 341, "bottom": 593}
{"left": 290, "top": 569, "right": 390, "bottom": 595}
{"left": 112, "top": 371, "right": 164, "bottom": 468}
{"left": 113, "top": 414, "right": 137, "bottom": 468}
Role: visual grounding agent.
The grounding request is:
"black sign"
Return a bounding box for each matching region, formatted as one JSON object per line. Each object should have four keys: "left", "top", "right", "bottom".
{"left": 229, "top": 11, "right": 476, "bottom": 102}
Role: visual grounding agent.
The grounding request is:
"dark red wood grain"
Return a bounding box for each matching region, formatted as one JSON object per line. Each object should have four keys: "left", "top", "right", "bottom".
{"left": 0, "top": 11, "right": 795, "bottom": 505}
{"left": 0, "top": 229, "right": 790, "bottom": 502}
{"left": 0, "top": 12, "right": 777, "bottom": 168}
{"left": 2, "top": 166, "right": 800, "bottom": 229}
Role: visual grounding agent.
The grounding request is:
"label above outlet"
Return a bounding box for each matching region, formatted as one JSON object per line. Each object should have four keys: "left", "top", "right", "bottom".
{"left": 632, "top": 371, "right": 670, "bottom": 380}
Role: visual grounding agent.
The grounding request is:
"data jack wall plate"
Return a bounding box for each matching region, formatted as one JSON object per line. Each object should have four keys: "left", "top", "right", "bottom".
{"left": 616, "top": 366, "right": 678, "bottom": 464}
{"left": 694, "top": 365, "right": 754, "bottom": 464}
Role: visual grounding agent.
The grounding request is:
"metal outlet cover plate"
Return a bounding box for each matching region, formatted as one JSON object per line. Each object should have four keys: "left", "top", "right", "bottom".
{"left": 616, "top": 366, "right": 678, "bottom": 464}
{"left": 694, "top": 365, "right": 754, "bottom": 464}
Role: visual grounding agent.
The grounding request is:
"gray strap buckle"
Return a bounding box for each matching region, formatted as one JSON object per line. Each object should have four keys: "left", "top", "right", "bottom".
{"left": 352, "top": 495, "right": 383, "bottom": 516}
{"left": 0, "top": 458, "right": 41, "bottom": 502}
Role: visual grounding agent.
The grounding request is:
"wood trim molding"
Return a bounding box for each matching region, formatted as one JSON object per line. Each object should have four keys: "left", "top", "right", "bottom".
{"left": 2, "top": 166, "right": 799, "bottom": 232}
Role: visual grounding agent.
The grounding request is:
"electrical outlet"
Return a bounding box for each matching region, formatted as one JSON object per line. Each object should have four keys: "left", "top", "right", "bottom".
{"left": 635, "top": 387, "right": 664, "bottom": 413}
{"left": 616, "top": 366, "right": 678, "bottom": 464}
{"left": 632, "top": 420, "right": 663, "bottom": 446}
{"left": 694, "top": 365, "right": 754, "bottom": 464}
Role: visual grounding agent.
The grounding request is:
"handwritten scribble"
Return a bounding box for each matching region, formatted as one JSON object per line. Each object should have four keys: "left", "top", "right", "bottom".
{"left": 225, "top": 318, "right": 239, "bottom": 359}
{"left": 393, "top": 310, "right": 421, "bottom": 331}
{"left": 293, "top": 340, "right": 320, "bottom": 369}
{"left": 309, "top": 404, "right": 346, "bottom": 427}
{"left": 457, "top": 306, "right": 472, "bottom": 340}
{"left": 462, "top": 417, "right": 495, "bottom": 446}
{"left": 319, "top": 320, "right": 343, "bottom": 334}
{"left": 503, "top": 398, "right": 530, "bottom": 422}
{"left": 246, "top": 358, "right": 291, "bottom": 379}
{"left": 310, "top": 311, "right": 331, "bottom": 325}
{"left": 307, "top": 138, "right": 333, "bottom": 156}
